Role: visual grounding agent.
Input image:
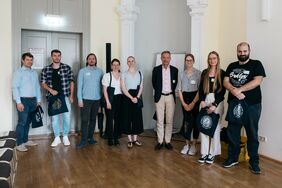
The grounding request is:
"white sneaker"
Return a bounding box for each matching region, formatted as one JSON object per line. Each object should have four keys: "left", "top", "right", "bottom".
{"left": 180, "top": 144, "right": 190, "bottom": 155}
{"left": 63, "top": 136, "right": 70, "bottom": 146}
{"left": 188, "top": 144, "right": 197, "bottom": 155}
{"left": 16, "top": 144, "right": 28, "bottom": 152}
{"left": 24, "top": 140, "right": 38, "bottom": 147}
{"left": 51, "top": 137, "right": 61, "bottom": 147}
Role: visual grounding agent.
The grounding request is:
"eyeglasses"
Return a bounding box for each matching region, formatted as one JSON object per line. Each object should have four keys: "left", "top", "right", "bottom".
{"left": 185, "top": 59, "right": 193, "bottom": 62}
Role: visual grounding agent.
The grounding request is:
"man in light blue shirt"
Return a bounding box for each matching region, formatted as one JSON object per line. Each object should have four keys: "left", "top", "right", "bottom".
{"left": 12, "top": 53, "right": 41, "bottom": 152}
{"left": 76, "top": 53, "right": 103, "bottom": 149}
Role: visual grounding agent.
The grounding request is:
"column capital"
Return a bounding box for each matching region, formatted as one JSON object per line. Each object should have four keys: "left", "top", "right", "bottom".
{"left": 117, "top": 0, "right": 140, "bottom": 21}
{"left": 187, "top": 0, "right": 208, "bottom": 17}
{"left": 187, "top": 0, "right": 208, "bottom": 6}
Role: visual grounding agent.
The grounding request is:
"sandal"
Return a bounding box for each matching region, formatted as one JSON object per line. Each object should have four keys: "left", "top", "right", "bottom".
{"left": 133, "top": 140, "right": 142, "bottom": 146}
{"left": 127, "top": 142, "right": 133, "bottom": 148}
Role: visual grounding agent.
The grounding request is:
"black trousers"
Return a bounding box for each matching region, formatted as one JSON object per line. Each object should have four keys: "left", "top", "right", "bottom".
{"left": 181, "top": 91, "right": 199, "bottom": 140}
{"left": 80, "top": 99, "right": 100, "bottom": 143}
{"left": 122, "top": 90, "right": 144, "bottom": 135}
{"left": 227, "top": 103, "right": 261, "bottom": 165}
{"left": 105, "top": 94, "right": 122, "bottom": 140}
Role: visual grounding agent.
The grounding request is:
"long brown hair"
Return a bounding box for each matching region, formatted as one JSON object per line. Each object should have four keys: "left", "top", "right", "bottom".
{"left": 202, "top": 51, "right": 223, "bottom": 94}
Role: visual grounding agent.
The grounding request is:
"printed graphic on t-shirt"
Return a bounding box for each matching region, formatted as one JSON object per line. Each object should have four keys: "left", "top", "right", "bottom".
{"left": 229, "top": 68, "right": 250, "bottom": 87}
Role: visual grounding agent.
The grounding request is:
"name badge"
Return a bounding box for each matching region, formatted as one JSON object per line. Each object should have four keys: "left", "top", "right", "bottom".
{"left": 190, "top": 80, "right": 196, "bottom": 85}
{"left": 86, "top": 72, "right": 91, "bottom": 76}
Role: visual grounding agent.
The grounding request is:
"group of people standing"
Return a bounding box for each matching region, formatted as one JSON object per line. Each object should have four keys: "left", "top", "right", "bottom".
{"left": 152, "top": 42, "right": 265, "bottom": 175}
{"left": 12, "top": 42, "right": 265, "bottom": 175}
{"left": 13, "top": 50, "right": 144, "bottom": 151}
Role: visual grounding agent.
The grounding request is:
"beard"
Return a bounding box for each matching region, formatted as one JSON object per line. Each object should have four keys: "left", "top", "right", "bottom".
{"left": 53, "top": 60, "right": 60, "bottom": 64}
{"left": 237, "top": 54, "right": 249, "bottom": 62}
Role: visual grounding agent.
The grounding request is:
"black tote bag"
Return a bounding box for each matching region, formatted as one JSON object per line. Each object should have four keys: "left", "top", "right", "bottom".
{"left": 48, "top": 93, "right": 69, "bottom": 116}
{"left": 226, "top": 99, "right": 248, "bottom": 124}
{"left": 31, "top": 105, "right": 44, "bottom": 128}
{"left": 136, "top": 71, "right": 143, "bottom": 108}
{"left": 102, "top": 72, "right": 115, "bottom": 107}
{"left": 197, "top": 108, "right": 220, "bottom": 138}
{"left": 107, "top": 72, "right": 115, "bottom": 104}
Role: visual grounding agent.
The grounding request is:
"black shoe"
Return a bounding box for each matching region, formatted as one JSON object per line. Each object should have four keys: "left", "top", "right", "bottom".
{"left": 205, "top": 154, "right": 215, "bottom": 164}
{"left": 88, "top": 139, "right": 98, "bottom": 145}
{"left": 198, "top": 155, "right": 208, "bottom": 164}
{"left": 154, "top": 143, "right": 163, "bottom": 150}
{"left": 101, "top": 134, "right": 108, "bottom": 140}
{"left": 165, "top": 143, "right": 173, "bottom": 150}
{"left": 249, "top": 163, "right": 261, "bottom": 174}
{"left": 108, "top": 139, "right": 114, "bottom": 146}
{"left": 114, "top": 139, "right": 120, "bottom": 145}
{"left": 222, "top": 158, "right": 239, "bottom": 168}
{"left": 99, "top": 131, "right": 103, "bottom": 138}
{"left": 76, "top": 142, "right": 87, "bottom": 149}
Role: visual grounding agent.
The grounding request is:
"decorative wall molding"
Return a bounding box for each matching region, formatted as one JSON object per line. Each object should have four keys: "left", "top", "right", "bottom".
{"left": 187, "top": 0, "right": 208, "bottom": 70}
{"left": 117, "top": 0, "right": 140, "bottom": 71}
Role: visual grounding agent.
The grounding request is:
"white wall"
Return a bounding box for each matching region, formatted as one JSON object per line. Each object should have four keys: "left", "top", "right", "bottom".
{"left": 135, "top": 0, "right": 191, "bottom": 129}
{"left": 247, "top": 0, "right": 282, "bottom": 161}
{"left": 0, "top": 0, "right": 13, "bottom": 132}
{"left": 202, "top": 0, "right": 246, "bottom": 69}
{"left": 218, "top": 0, "right": 246, "bottom": 70}
{"left": 202, "top": 0, "right": 220, "bottom": 65}
{"left": 90, "top": 0, "right": 120, "bottom": 69}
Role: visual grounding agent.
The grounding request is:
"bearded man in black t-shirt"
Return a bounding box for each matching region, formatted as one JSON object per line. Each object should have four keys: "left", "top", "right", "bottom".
{"left": 222, "top": 42, "right": 266, "bottom": 174}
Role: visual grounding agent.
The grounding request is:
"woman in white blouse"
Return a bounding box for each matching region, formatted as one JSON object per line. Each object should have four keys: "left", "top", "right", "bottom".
{"left": 121, "top": 56, "right": 144, "bottom": 148}
{"left": 102, "top": 58, "right": 122, "bottom": 146}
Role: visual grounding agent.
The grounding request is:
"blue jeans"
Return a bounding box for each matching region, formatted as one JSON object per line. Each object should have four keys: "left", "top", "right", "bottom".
{"left": 51, "top": 97, "right": 71, "bottom": 137}
{"left": 16, "top": 98, "right": 37, "bottom": 145}
{"left": 227, "top": 103, "right": 261, "bottom": 165}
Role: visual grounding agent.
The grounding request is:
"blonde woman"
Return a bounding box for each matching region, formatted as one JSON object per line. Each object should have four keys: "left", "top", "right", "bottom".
{"left": 197, "top": 51, "right": 226, "bottom": 164}
{"left": 121, "top": 56, "right": 144, "bottom": 148}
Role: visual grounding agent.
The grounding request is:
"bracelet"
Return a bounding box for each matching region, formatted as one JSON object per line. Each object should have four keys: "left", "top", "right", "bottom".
{"left": 212, "top": 102, "right": 218, "bottom": 107}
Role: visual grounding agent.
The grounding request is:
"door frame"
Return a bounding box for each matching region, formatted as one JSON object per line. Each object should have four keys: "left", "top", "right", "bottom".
{"left": 12, "top": 0, "right": 90, "bottom": 131}
{"left": 21, "top": 30, "right": 83, "bottom": 136}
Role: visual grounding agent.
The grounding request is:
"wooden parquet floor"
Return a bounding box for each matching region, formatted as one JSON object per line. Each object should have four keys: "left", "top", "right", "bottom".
{"left": 14, "top": 134, "right": 282, "bottom": 188}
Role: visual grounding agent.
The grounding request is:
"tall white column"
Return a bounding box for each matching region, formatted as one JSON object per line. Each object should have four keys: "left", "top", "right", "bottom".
{"left": 117, "top": 0, "right": 140, "bottom": 71}
{"left": 187, "top": 0, "right": 208, "bottom": 70}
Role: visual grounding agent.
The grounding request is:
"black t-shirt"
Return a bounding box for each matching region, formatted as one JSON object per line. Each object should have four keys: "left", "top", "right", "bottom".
{"left": 52, "top": 68, "right": 63, "bottom": 94}
{"left": 225, "top": 59, "right": 266, "bottom": 105}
